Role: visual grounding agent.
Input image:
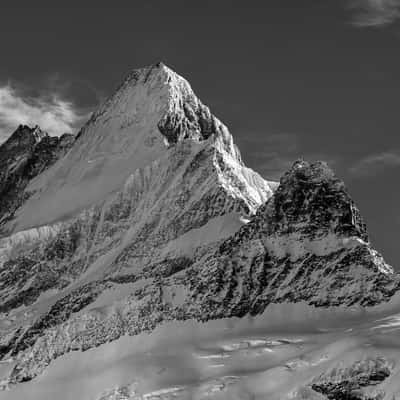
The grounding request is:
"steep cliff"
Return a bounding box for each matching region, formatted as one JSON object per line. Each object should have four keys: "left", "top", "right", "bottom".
{"left": 0, "top": 64, "right": 399, "bottom": 399}
{"left": 0, "top": 125, "right": 74, "bottom": 233}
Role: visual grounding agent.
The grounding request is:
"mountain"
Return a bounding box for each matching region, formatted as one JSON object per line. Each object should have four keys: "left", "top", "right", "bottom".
{"left": 0, "top": 63, "right": 400, "bottom": 400}
{"left": 0, "top": 125, "right": 74, "bottom": 233}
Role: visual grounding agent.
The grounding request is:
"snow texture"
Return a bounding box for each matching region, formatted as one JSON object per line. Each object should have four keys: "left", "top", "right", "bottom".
{"left": 0, "top": 63, "right": 399, "bottom": 399}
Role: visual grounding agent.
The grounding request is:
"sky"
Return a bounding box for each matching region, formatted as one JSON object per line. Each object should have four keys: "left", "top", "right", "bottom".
{"left": 0, "top": 0, "right": 399, "bottom": 266}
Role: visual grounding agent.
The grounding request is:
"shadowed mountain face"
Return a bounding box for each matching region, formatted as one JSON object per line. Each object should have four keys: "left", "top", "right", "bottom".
{"left": 0, "top": 125, "right": 75, "bottom": 233}
{"left": 0, "top": 64, "right": 399, "bottom": 399}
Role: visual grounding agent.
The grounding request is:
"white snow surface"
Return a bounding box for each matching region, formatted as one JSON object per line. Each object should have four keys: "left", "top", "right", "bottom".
{"left": 7, "top": 63, "right": 273, "bottom": 233}
{"left": 0, "top": 63, "right": 399, "bottom": 400}
{"left": 3, "top": 301, "right": 400, "bottom": 400}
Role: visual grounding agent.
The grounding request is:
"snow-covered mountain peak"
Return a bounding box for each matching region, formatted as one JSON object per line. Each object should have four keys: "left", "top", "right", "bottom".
{"left": 86, "top": 61, "right": 230, "bottom": 147}
{"left": 1, "top": 65, "right": 400, "bottom": 398}
{"left": 2, "top": 64, "right": 270, "bottom": 233}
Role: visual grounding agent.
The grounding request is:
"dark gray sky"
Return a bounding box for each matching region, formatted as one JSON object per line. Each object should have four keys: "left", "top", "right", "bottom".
{"left": 0, "top": 1, "right": 399, "bottom": 267}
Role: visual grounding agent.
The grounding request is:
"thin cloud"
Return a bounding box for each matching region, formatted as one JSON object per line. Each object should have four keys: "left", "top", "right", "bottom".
{"left": 238, "top": 132, "right": 337, "bottom": 181}
{"left": 251, "top": 151, "right": 294, "bottom": 181}
{"left": 0, "top": 84, "right": 90, "bottom": 143}
{"left": 349, "top": 151, "right": 400, "bottom": 177}
{"left": 237, "top": 132, "right": 299, "bottom": 180}
{"left": 348, "top": 0, "right": 400, "bottom": 27}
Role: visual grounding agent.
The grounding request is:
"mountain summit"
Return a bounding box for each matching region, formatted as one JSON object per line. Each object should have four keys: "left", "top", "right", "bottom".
{"left": 0, "top": 64, "right": 399, "bottom": 399}
{"left": 2, "top": 62, "right": 270, "bottom": 233}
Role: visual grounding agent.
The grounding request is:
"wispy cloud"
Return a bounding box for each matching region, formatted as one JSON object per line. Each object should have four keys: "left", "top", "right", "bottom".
{"left": 250, "top": 151, "right": 295, "bottom": 181}
{"left": 0, "top": 84, "right": 90, "bottom": 143}
{"left": 237, "top": 132, "right": 337, "bottom": 181}
{"left": 237, "top": 132, "right": 297, "bottom": 180}
{"left": 349, "top": 151, "right": 400, "bottom": 177}
{"left": 348, "top": 0, "right": 400, "bottom": 27}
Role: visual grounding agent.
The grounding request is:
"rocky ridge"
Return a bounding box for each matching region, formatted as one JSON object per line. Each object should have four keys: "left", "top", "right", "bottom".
{"left": 310, "top": 357, "right": 392, "bottom": 400}
{"left": 0, "top": 125, "right": 74, "bottom": 233}
{"left": 0, "top": 63, "right": 399, "bottom": 397}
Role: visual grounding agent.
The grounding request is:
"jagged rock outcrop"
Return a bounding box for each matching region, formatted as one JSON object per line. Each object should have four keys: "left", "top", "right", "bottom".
{"left": 3, "top": 159, "right": 399, "bottom": 386}
{"left": 262, "top": 159, "right": 368, "bottom": 241}
{"left": 310, "top": 357, "right": 392, "bottom": 400}
{"left": 213, "top": 160, "right": 399, "bottom": 311}
{"left": 0, "top": 63, "right": 399, "bottom": 395}
{"left": 0, "top": 63, "right": 275, "bottom": 386}
{"left": 0, "top": 125, "right": 74, "bottom": 232}
{"left": 4, "top": 62, "right": 251, "bottom": 234}
{"left": 94, "top": 357, "right": 394, "bottom": 400}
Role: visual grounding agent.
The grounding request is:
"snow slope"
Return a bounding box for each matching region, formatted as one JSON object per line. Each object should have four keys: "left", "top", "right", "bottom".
{"left": 3, "top": 303, "right": 400, "bottom": 400}
{"left": 6, "top": 63, "right": 271, "bottom": 233}
{"left": 0, "top": 63, "right": 399, "bottom": 399}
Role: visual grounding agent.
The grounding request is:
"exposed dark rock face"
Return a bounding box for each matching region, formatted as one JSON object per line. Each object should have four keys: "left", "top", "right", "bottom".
{"left": 310, "top": 357, "right": 392, "bottom": 400}
{"left": 0, "top": 211, "right": 93, "bottom": 316}
{"left": 0, "top": 125, "right": 74, "bottom": 232}
{"left": 3, "top": 159, "right": 399, "bottom": 386}
{"left": 196, "top": 160, "right": 399, "bottom": 317}
{"left": 158, "top": 93, "right": 221, "bottom": 145}
{"left": 0, "top": 65, "right": 398, "bottom": 394}
{"left": 221, "top": 160, "right": 369, "bottom": 251}
{"left": 264, "top": 160, "right": 368, "bottom": 240}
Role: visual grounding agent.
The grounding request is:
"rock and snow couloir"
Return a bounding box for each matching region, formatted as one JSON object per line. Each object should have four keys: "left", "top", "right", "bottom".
{"left": 0, "top": 125, "right": 74, "bottom": 233}
{"left": 0, "top": 63, "right": 399, "bottom": 399}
